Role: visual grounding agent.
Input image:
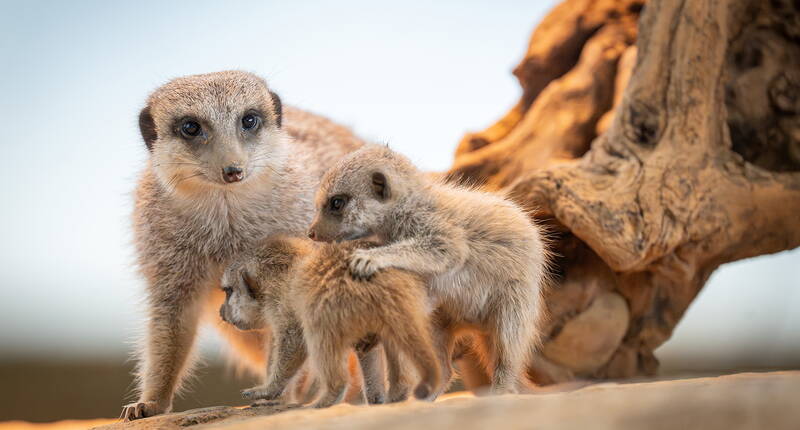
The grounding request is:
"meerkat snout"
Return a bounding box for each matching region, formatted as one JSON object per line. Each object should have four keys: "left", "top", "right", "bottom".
{"left": 223, "top": 165, "right": 244, "bottom": 183}
{"left": 219, "top": 266, "right": 265, "bottom": 331}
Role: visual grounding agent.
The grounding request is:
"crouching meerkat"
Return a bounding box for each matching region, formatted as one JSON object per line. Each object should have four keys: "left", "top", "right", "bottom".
{"left": 219, "top": 236, "right": 441, "bottom": 408}
{"left": 308, "top": 144, "right": 548, "bottom": 394}
{"left": 122, "top": 71, "right": 364, "bottom": 420}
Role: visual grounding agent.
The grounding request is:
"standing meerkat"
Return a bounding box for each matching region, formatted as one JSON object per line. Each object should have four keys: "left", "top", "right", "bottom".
{"left": 308, "top": 144, "right": 548, "bottom": 394}
{"left": 219, "top": 236, "right": 440, "bottom": 408}
{"left": 122, "top": 71, "right": 363, "bottom": 420}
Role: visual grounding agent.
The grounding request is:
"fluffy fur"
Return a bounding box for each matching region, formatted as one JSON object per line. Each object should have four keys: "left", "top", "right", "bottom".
{"left": 309, "top": 144, "right": 548, "bottom": 394}
{"left": 219, "top": 237, "right": 440, "bottom": 408}
{"left": 122, "top": 71, "right": 363, "bottom": 420}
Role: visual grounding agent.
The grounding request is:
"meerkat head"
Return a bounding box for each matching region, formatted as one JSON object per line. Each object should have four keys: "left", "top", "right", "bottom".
{"left": 139, "top": 70, "right": 286, "bottom": 195}
{"left": 219, "top": 259, "right": 266, "bottom": 331}
{"left": 219, "top": 236, "right": 309, "bottom": 330}
{"left": 308, "top": 144, "right": 420, "bottom": 242}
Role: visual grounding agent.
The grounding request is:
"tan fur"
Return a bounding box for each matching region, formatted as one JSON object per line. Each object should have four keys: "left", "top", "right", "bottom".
{"left": 219, "top": 237, "right": 441, "bottom": 408}
{"left": 309, "top": 144, "right": 548, "bottom": 394}
{"left": 122, "top": 71, "right": 363, "bottom": 420}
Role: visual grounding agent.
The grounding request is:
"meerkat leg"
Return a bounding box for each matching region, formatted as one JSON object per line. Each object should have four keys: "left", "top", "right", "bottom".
{"left": 308, "top": 334, "right": 351, "bottom": 408}
{"left": 288, "top": 367, "right": 319, "bottom": 404}
{"left": 354, "top": 335, "right": 386, "bottom": 404}
{"left": 488, "top": 293, "right": 536, "bottom": 394}
{"left": 122, "top": 289, "right": 204, "bottom": 420}
{"left": 429, "top": 320, "right": 457, "bottom": 398}
{"left": 242, "top": 322, "right": 307, "bottom": 402}
{"left": 384, "top": 315, "right": 441, "bottom": 401}
{"left": 454, "top": 340, "right": 492, "bottom": 391}
{"left": 343, "top": 353, "right": 368, "bottom": 404}
{"left": 383, "top": 341, "right": 410, "bottom": 403}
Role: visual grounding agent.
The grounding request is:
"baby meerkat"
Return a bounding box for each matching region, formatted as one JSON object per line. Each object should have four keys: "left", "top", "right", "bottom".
{"left": 123, "top": 71, "right": 363, "bottom": 420}
{"left": 220, "top": 236, "right": 441, "bottom": 408}
{"left": 308, "top": 144, "right": 548, "bottom": 394}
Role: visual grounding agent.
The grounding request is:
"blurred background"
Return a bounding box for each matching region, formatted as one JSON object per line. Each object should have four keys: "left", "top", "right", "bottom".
{"left": 0, "top": 0, "right": 797, "bottom": 422}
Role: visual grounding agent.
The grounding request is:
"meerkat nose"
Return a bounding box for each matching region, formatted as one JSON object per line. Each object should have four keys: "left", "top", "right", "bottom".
{"left": 307, "top": 229, "right": 317, "bottom": 241}
{"left": 222, "top": 166, "right": 244, "bottom": 183}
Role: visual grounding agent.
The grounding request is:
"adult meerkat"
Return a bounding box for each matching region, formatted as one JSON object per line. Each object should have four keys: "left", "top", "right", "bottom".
{"left": 122, "top": 71, "right": 363, "bottom": 420}
{"left": 308, "top": 144, "right": 548, "bottom": 394}
{"left": 219, "top": 237, "right": 440, "bottom": 408}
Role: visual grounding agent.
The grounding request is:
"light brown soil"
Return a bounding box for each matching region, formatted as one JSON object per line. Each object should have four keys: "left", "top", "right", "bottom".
{"left": 34, "top": 371, "right": 792, "bottom": 430}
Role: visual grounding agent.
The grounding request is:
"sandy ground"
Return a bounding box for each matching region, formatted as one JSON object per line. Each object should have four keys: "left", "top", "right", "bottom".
{"left": 0, "top": 420, "right": 116, "bottom": 430}
{"left": 3, "top": 371, "right": 798, "bottom": 430}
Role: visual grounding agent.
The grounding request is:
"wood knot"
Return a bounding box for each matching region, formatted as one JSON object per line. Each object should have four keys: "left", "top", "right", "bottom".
{"left": 466, "top": 136, "right": 491, "bottom": 152}
{"left": 768, "top": 0, "right": 800, "bottom": 40}
{"left": 623, "top": 101, "right": 661, "bottom": 147}
{"left": 769, "top": 71, "right": 800, "bottom": 114}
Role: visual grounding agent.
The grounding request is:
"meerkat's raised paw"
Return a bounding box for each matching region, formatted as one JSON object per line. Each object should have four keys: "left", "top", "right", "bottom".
{"left": 121, "top": 401, "right": 163, "bottom": 421}
{"left": 348, "top": 250, "right": 382, "bottom": 280}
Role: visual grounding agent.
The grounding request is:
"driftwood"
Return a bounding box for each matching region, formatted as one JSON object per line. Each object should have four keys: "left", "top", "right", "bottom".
{"left": 448, "top": 0, "right": 800, "bottom": 384}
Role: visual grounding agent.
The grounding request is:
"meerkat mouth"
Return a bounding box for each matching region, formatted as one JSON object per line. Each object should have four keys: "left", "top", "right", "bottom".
{"left": 339, "top": 231, "right": 374, "bottom": 242}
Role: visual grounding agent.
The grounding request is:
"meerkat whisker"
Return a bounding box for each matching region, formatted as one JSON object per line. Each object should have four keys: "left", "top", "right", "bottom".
{"left": 153, "top": 161, "right": 202, "bottom": 168}
{"left": 172, "top": 172, "right": 205, "bottom": 187}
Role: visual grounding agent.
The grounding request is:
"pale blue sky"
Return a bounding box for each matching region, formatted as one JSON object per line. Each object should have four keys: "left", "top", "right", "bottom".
{"left": 0, "top": 0, "right": 797, "bottom": 371}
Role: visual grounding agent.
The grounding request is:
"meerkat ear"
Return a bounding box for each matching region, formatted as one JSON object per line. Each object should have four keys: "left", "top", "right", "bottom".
{"left": 269, "top": 91, "right": 282, "bottom": 128}
{"left": 241, "top": 271, "right": 258, "bottom": 299}
{"left": 138, "top": 105, "right": 157, "bottom": 151}
{"left": 371, "top": 172, "right": 390, "bottom": 200}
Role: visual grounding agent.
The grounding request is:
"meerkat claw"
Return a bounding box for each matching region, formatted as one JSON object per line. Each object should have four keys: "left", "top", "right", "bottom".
{"left": 121, "top": 401, "right": 161, "bottom": 421}
{"left": 349, "top": 253, "right": 379, "bottom": 280}
{"left": 242, "top": 386, "right": 279, "bottom": 401}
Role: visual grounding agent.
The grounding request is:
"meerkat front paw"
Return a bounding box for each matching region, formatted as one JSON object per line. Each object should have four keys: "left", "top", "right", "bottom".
{"left": 242, "top": 385, "right": 282, "bottom": 401}
{"left": 349, "top": 251, "right": 382, "bottom": 280}
{"left": 121, "top": 400, "right": 164, "bottom": 421}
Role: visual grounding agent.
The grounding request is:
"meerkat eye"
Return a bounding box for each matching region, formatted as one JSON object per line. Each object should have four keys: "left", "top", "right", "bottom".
{"left": 328, "top": 195, "right": 348, "bottom": 212}
{"left": 241, "top": 114, "right": 259, "bottom": 131}
{"left": 181, "top": 121, "right": 202, "bottom": 138}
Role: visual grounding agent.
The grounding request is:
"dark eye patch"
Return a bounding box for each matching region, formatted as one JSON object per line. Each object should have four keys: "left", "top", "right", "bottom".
{"left": 328, "top": 195, "right": 349, "bottom": 212}
{"left": 174, "top": 117, "right": 204, "bottom": 140}
{"left": 181, "top": 121, "right": 201, "bottom": 137}
{"left": 241, "top": 113, "right": 260, "bottom": 131}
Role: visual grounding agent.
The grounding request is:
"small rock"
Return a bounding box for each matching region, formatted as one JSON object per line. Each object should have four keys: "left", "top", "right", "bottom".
{"left": 543, "top": 291, "right": 629, "bottom": 374}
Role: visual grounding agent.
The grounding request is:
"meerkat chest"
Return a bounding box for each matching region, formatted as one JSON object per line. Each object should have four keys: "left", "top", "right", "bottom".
{"left": 172, "top": 193, "right": 310, "bottom": 260}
